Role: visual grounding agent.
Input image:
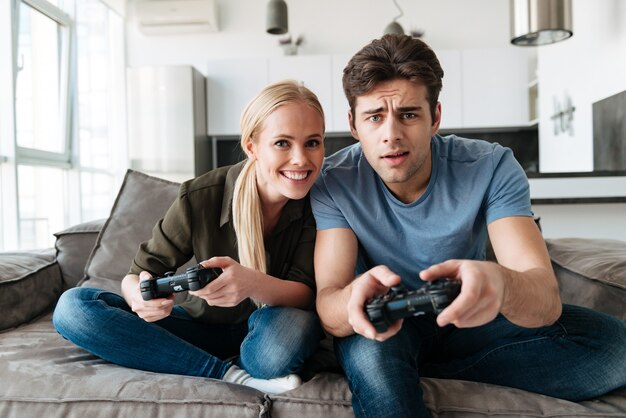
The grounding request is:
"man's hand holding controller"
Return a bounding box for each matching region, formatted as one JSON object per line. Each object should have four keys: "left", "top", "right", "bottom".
{"left": 349, "top": 265, "right": 462, "bottom": 341}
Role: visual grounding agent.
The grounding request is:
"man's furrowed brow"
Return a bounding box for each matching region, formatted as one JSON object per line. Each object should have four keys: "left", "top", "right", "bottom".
{"left": 361, "top": 107, "right": 385, "bottom": 115}
{"left": 397, "top": 105, "right": 423, "bottom": 112}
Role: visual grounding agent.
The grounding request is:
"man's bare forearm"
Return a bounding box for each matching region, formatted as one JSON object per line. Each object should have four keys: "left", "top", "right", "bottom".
{"left": 501, "top": 266, "right": 562, "bottom": 327}
{"left": 316, "top": 286, "right": 354, "bottom": 337}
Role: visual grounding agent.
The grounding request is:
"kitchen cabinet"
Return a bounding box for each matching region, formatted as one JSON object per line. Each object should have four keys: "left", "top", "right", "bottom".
{"left": 204, "top": 48, "right": 534, "bottom": 137}
{"left": 435, "top": 50, "right": 463, "bottom": 129}
{"left": 206, "top": 58, "right": 269, "bottom": 135}
{"left": 331, "top": 54, "right": 351, "bottom": 133}
{"left": 460, "top": 48, "right": 531, "bottom": 128}
{"left": 268, "top": 55, "right": 334, "bottom": 130}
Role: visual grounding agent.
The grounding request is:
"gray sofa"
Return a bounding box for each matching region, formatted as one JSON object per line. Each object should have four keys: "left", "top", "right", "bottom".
{"left": 1, "top": 169, "right": 625, "bottom": 417}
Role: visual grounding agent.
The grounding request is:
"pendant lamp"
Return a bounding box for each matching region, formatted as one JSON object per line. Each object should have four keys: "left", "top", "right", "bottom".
{"left": 266, "top": 0, "right": 288, "bottom": 35}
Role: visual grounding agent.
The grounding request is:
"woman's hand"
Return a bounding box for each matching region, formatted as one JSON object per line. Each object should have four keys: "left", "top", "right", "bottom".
{"left": 189, "top": 257, "right": 258, "bottom": 307}
{"left": 121, "top": 272, "right": 175, "bottom": 322}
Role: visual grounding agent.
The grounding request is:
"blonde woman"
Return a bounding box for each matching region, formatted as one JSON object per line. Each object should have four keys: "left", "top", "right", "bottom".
{"left": 53, "top": 80, "right": 326, "bottom": 394}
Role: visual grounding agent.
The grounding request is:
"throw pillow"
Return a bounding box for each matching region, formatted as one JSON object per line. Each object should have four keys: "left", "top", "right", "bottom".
{"left": 0, "top": 249, "right": 62, "bottom": 330}
{"left": 54, "top": 218, "right": 106, "bottom": 289}
{"left": 547, "top": 238, "right": 626, "bottom": 321}
{"left": 81, "top": 169, "right": 194, "bottom": 292}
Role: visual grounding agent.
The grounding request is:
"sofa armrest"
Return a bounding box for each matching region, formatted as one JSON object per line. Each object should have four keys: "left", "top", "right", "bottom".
{"left": 54, "top": 218, "right": 106, "bottom": 289}
{"left": 0, "top": 248, "right": 62, "bottom": 331}
{"left": 547, "top": 238, "right": 626, "bottom": 321}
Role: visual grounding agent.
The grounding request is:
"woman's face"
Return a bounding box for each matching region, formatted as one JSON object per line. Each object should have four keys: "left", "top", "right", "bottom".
{"left": 246, "top": 101, "right": 325, "bottom": 206}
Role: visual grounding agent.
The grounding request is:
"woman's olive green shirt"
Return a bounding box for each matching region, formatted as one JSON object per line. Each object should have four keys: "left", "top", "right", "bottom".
{"left": 129, "top": 162, "right": 316, "bottom": 324}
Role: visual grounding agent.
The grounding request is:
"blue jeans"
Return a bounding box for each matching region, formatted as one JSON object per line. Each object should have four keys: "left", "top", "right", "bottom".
{"left": 335, "top": 305, "right": 626, "bottom": 418}
{"left": 53, "top": 287, "right": 323, "bottom": 379}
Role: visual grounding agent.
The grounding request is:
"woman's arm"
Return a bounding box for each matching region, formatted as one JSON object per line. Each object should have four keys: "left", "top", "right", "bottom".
{"left": 189, "top": 257, "right": 314, "bottom": 309}
{"left": 121, "top": 272, "right": 175, "bottom": 322}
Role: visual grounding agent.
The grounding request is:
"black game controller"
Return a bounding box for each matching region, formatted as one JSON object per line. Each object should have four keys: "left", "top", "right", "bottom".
{"left": 140, "top": 264, "right": 221, "bottom": 301}
{"left": 364, "top": 279, "right": 461, "bottom": 333}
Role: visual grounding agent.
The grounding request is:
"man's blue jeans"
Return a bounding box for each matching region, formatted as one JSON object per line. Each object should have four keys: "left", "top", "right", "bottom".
{"left": 53, "top": 287, "right": 323, "bottom": 379}
{"left": 335, "top": 304, "right": 626, "bottom": 418}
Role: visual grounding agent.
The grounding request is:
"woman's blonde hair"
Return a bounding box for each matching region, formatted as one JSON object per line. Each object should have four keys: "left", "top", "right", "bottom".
{"left": 232, "top": 80, "right": 324, "bottom": 274}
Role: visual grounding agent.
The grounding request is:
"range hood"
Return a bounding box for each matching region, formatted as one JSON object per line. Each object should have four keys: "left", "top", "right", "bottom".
{"left": 510, "top": 0, "right": 573, "bottom": 46}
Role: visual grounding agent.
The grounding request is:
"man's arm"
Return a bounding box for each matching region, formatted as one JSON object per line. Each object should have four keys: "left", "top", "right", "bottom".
{"left": 314, "top": 228, "right": 402, "bottom": 338}
{"left": 421, "top": 216, "right": 561, "bottom": 328}
{"left": 488, "top": 215, "right": 561, "bottom": 326}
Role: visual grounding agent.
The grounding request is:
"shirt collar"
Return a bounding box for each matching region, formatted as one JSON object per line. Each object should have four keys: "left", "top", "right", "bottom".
{"left": 220, "top": 161, "right": 245, "bottom": 227}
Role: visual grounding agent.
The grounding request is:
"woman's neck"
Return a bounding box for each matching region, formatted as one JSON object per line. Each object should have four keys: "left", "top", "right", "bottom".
{"left": 257, "top": 188, "right": 288, "bottom": 237}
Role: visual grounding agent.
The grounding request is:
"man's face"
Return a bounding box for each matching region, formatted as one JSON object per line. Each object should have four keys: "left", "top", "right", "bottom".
{"left": 350, "top": 79, "right": 441, "bottom": 203}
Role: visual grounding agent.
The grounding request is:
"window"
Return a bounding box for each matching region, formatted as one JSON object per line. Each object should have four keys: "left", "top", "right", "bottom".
{"left": 16, "top": 1, "right": 69, "bottom": 155}
{"left": 75, "top": 0, "right": 126, "bottom": 222}
{"left": 13, "top": 0, "right": 71, "bottom": 250}
{"left": 0, "top": 0, "right": 126, "bottom": 251}
{"left": 15, "top": 0, "right": 71, "bottom": 162}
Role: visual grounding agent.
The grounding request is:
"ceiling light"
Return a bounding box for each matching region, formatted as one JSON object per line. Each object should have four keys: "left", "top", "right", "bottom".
{"left": 384, "top": 0, "right": 405, "bottom": 35}
{"left": 510, "top": 0, "right": 573, "bottom": 46}
{"left": 266, "top": 0, "right": 288, "bottom": 35}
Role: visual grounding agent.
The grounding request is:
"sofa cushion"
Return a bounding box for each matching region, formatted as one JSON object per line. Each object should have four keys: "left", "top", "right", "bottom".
{"left": 54, "top": 218, "right": 106, "bottom": 289}
{"left": 3, "top": 315, "right": 625, "bottom": 418}
{"left": 82, "top": 170, "right": 189, "bottom": 292}
{"left": 547, "top": 238, "right": 626, "bottom": 321}
{"left": 0, "top": 314, "right": 270, "bottom": 417}
{"left": 269, "top": 372, "right": 626, "bottom": 418}
{"left": 0, "top": 249, "right": 62, "bottom": 331}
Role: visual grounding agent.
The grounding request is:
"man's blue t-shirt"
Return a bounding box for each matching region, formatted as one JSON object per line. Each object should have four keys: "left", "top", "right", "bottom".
{"left": 310, "top": 134, "right": 533, "bottom": 290}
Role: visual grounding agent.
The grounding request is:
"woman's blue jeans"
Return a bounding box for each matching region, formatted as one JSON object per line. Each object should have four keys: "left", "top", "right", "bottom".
{"left": 335, "top": 304, "right": 626, "bottom": 418}
{"left": 52, "top": 287, "right": 324, "bottom": 379}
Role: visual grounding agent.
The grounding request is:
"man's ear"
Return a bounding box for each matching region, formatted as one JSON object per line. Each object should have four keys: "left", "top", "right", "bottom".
{"left": 431, "top": 102, "right": 442, "bottom": 135}
{"left": 348, "top": 111, "right": 360, "bottom": 141}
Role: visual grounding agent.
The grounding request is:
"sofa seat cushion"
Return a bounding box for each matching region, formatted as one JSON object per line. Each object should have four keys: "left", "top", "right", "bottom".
{"left": 547, "top": 238, "right": 626, "bottom": 321}
{"left": 0, "top": 249, "right": 61, "bottom": 331}
{"left": 269, "top": 371, "right": 626, "bottom": 418}
{"left": 2, "top": 316, "right": 625, "bottom": 417}
{"left": 0, "top": 314, "right": 269, "bottom": 418}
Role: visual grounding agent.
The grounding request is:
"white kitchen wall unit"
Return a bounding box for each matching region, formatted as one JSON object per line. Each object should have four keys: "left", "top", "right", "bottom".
{"left": 206, "top": 58, "right": 269, "bottom": 136}
{"left": 461, "top": 48, "right": 531, "bottom": 128}
{"left": 435, "top": 50, "right": 464, "bottom": 130}
{"left": 126, "top": 66, "right": 207, "bottom": 183}
{"left": 205, "top": 48, "right": 534, "bottom": 135}
{"left": 268, "top": 55, "right": 334, "bottom": 131}
{"left": 331, "top": 54, "right": 351, "bottom": 133}
{"left": 134, "top": 0, "right": 218, "bottom": 35}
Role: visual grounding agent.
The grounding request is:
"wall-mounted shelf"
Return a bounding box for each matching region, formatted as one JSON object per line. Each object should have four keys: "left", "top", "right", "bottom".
{"left": 529, "top": 171, "right": 626, "bottom": 204}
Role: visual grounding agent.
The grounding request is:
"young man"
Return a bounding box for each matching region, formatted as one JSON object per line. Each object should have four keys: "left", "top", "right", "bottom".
{"left": 310, "top": 34, "right": 626, "bottom": 418}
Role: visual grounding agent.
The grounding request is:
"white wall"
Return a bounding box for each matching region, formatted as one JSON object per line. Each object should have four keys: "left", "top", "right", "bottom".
{"left": 533, "top": 203, "right": 626, "bottom": 240}
{"left": 125, "top": 0, "right": 626, "bottom": 241}
{"left": 531, "top": 0, "right": 626, "bottom": 241}
{"left": 126, "top": 0, "right": 512, "bottom": 69}
{"left": 537, "top": 0, "right": 626, "bottom": 173}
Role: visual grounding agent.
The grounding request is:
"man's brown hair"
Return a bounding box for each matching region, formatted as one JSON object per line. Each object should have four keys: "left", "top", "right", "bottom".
{"left": 343, "top": 34, "right": 444, "bottom": 124}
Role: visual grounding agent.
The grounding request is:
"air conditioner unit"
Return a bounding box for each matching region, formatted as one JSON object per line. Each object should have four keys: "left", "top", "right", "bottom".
{"left": 134, "top": 0, "right": 219, "bottom": 35}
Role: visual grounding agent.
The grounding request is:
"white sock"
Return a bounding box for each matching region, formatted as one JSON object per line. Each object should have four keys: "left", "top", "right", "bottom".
{"left": 222, "top": 365, "right": 302, "bottom": 394}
